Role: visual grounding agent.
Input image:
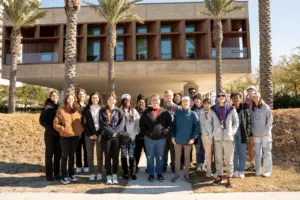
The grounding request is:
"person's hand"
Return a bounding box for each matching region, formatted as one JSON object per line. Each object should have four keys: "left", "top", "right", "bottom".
{"left": 90, "top": 135, "right": 97, "bottom": 140}
{"left": 172, "top": 137, "right": 176, "bottom": 145}
{"left": 188, "top": 138, "right": 195, "bottom": 145}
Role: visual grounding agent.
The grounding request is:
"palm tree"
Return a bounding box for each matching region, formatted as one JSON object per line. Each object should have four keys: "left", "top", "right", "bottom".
{"left": 259, "top": 0, "right": 273, "bottom": 107}
{"left": 200, "top": 0, "right": 241, "bottom": 92}
{"left": 0, "top": 0, "right": 47, "bottom": 113}
{"left": 64, "top": 0, "right": 80, "bottom": 94}
{"left": 86, "top": 0, "right": 143, "bottom": 93}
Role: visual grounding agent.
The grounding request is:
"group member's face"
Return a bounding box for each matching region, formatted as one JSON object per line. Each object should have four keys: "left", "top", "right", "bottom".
{"left": 232, "top": 95, "right": 241, "bottom": 106}
{"left": 124, "top": 98, "right": 131, "bottom": 108}
{"left": 203, "top": 102, "right": 211, "bottom": 110}
{"left": 51, "top": 92, "right": 59, "bottom": 104}
{"left": 253, "top": 96, "right": 259, "bottom": 105}
{"left": 78, "top": 91, "right": 86, "bottom": 102}
{"left": 194, "top": 99, "right": 202, "bottom": 107}
{"left": 164, "top": 93, "right": 173, "bottom": 104}
{"left": 247, "top": 88, "right": 255, "bottom": 98}
{"left": 182, "top": 100, "right": 190, "bottom": 109}
{"left": 151, "top": 97, "right": 160, "bottom": 109}
{"left": 67, "top": 95, "right": 75, "bottom": 106}
{"left": 174, "top": 94, "right": 181, "bottom": 104}
{"left": 91, "top": 95, "right": 99, "bottom": 105}
{"left": 189, "top": 90, "right": 196, "bottom": 98}
{"left": 108, "top": 96, "right": 116, "bottom": 107}
{"left": 138, "top": 99, "right": 145, "bottom": 110}
{"left": 217, "top": 93, "right": 226, "bottom": 104}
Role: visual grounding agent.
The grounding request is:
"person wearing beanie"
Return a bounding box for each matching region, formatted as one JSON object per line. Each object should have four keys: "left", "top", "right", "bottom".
{"left": 211, "top": 91, "right": 239, "bottom": 188}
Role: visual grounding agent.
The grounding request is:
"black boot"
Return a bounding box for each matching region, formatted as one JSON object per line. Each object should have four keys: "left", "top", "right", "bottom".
{"left": 129, "top": 159, "right": 137, "bottom": 180}
{"left": 121, "top": 158, "right": 129, "bottom": 180}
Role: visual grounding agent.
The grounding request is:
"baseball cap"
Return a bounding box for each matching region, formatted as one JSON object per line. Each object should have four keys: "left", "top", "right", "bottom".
{"left": 181, "top": 96, "right": 190, "bottom": 101}
{"left": 121, "top": 94, "right": 131, "bottom": 100}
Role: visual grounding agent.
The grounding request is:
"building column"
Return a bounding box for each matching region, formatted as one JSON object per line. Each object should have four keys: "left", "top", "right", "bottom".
{"left": 183, "top": 82, "right": 199, "bottom": 96}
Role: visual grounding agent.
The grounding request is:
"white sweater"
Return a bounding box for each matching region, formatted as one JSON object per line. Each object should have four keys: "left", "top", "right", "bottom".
{"left": 90, "top": 104, "right": 101, "bottom": 131}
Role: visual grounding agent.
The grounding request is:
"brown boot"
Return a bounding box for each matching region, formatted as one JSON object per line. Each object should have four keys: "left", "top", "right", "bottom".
{"left": 225, "top": 177, "right": 233, "bottom": 188}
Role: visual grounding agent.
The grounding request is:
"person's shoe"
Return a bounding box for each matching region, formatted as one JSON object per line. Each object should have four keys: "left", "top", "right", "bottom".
{"left": 247, "top": 163, "right": 256, "bottom": 172}
{"left": 148, "top": 175, "right": 155, "bottom": 182}
{"left": 205, "top": 171, "right": 213, "bottom": 178}
{"left": 233, "top": 171, "right": 239, "bottom": 178}
{"left": 196, "top": 165, "right": 202, "bottom": 171}
{"left": 76, "top": 168, "right": 82, "bottom": 173}
{"left": 239, "top": 173, "right": 245, "bottom": 179}
{"left": 171, "top": 173, "right": 180, "bottom": 182}
{"left": 212, "top": 176, "right": 223, "bottom": 186}
{"left": 61, "top": 177, "right": 71, "bottom": 184}
{"left": 46, "top": 176, "right": 54, "bottom": 181}
{"left": 131, "top": 173, "right": 137, "bottom": 180}
{"left": 89, "top": 174, "right": 95, "bottom": 181}
{"left": 97, "top": 174, "right": 102, "bottom": 181}
{"left": 112, "top": 174, "right": 119, "bottom": 184}
{"left": 84, "top": 167, "right": 89, "bottom": 173}
{"left": 263, "top": 172, "right": 271, "bottom": 177}
{"left": 184, "top": 174, "right": 191, "bottom": 183}
{"left": 189, "top": 163, "right": 194, "bottom": 168}
{"left": 157, "top": 174, "right": 164, "bottom": 182}
{"left": 54, "top": 175, "right": 61, "bottom": 181}
{"left": 69, "top": 175, "right": 78, "bottom": 182}
{"left": 106, "top": 175, "right": 112, "bottom": 185}
{"left": 122, "top": 174, "right": 129, "bottom": 180}
{"left": 225, "top": 177, "right": 233, "bottom": 188}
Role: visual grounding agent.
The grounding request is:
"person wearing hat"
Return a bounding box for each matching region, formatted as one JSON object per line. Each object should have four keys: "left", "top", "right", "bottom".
{"left": 119, "top": 94, "right": 140, "bottom": 180}
{"left": 211, "top": 91, "right": 239, "bottom": 188}
{"left": 171, "top": 96, "right": 200, "bottom": 183}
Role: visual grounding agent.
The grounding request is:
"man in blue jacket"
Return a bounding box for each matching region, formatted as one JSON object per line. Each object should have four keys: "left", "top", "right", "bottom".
{"left": 171, "top": 96, "right": 200, "bottom": 183}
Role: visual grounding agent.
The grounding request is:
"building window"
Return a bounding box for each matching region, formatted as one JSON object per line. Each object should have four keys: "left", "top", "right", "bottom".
{"left": 186, "top": 37, "right": 195, "bottom": 58}
{"left": 88, "top": 25, "right": 101, "bottom": 35}
{"left": 115, "top": 38, "right": 124, "bottom": 60}
{"left": 136, "top": 37, "right": 147, "bottom": 60}
{"left": 161, "top": 24, "right": 171, "bottom": 33}
{"left": 185, "top": 23, "right": 196, "bottom": 33}
{"left": 137, "top": 25, "right": 147, "bottom": 34}
{"left": 117, "top": 26, "right": 124, "bottom": 34}
{"left": 41, "top": 52, "right": 53, "bottom": 62}
{"left": 161, "top": 38, "right": 171, "bottom": 59}
{"left": 87, "top": 39, "right": 100, "bottom": 61}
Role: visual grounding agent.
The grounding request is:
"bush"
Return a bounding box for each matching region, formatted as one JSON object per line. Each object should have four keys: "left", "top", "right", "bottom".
{"left": 273, "top": 94, "right": 300, "bottom": 109}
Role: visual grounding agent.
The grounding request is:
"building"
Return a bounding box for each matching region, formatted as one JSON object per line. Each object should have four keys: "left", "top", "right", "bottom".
{"left": 1, "top": 1, "right": 251, "bottom": 99}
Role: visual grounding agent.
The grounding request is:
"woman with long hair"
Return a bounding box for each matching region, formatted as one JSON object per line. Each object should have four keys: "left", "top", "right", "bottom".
{"left": 173, "top": 93, "right": 182, "bottom": 106}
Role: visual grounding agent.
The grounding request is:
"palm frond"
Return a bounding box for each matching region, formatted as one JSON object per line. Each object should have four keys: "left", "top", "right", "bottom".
{"left": 199, "top": 0, "right": 242, "bottom": 19}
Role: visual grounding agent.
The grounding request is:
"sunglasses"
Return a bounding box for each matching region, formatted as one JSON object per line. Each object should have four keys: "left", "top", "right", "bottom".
{"left": 218, "top": 95, "right": 225, "bottom": 98}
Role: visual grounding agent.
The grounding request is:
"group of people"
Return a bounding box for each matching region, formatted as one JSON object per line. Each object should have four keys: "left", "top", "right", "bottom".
{"left": 39, "top": 85, "right": 273, "bottom": 188}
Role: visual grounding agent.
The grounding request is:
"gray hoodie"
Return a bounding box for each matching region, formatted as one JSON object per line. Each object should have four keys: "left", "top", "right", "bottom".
{"left": 120, "top": 106, "right": 140, "bottom": 140}
{"left": 199, "top": 108, "right": 213, "bottom": 137}
{"left": 250, "top": 104, "right": 273, "bottom": 137}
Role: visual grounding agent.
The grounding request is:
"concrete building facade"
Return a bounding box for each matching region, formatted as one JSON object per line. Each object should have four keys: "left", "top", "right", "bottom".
{"left": 1, "top": 1, "right": 251, "bottom": 99}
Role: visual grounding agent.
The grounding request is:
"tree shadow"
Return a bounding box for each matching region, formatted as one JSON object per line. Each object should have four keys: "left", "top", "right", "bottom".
{"left": 0, "top": 162, "right": 44, "bottom": 174}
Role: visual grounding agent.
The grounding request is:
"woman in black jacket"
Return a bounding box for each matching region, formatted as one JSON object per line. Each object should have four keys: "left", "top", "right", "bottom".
{"left": 82, "top": 92, "right": 104, "bottom": 182}
{"left": 231, "top": 92, "right": 251, "bottom": 179}
{"left": 39, "top": 90, "right": 61, "bottom": 181}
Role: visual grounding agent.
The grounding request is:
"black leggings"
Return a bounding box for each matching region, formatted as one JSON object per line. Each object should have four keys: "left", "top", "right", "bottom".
{"left": 60, "top": 136, "right": 79, "bottom": 178}
{"left": 103, "top": 138, "right": 120, "bottom": 175}
{"left": 76, "top": 134, "right": 88, "bottom": 168}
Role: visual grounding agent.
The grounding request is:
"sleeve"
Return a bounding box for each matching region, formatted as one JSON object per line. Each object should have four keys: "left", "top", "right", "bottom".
{"left": 99, "top": 112, "right": 116, "bottom": 136}
{"left": 209, "top": 111, "right": 214, "bottom": 135}
{"left": 112, "top": 110, "right": 125, "bottom": 134}
{"left": 172, "top": 113, "right": 177, "bottom": 138}
{"left": 192, "top": 112, "right": 200, "bottom": 140}
{"left": 231, "top": 109, "right": 239, "bottom": 135}
{"left": 133, "top": 109, "right": 140, "bottom": 135}
{"left": 39, "top": 107, "right": 49, "bottom": 130}
{"left": 265, "top": 106, "right": 273, "bottom": 133}
{"left": 53, "top": 109, "right": 65, "bottom": 135}
{"left": 162, "top": 111, "right": 172, "bottom": 132}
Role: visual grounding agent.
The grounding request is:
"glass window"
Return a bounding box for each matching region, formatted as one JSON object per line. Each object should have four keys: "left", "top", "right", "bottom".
{"left": 115, "top": 39, "right": 124, "bottom": 60}
{"left": 41, "top": 52, "right": 52, "bottom": 62}
{"left": 161, "top": 24, "right": 171, "bottom": 33}
{"left": 161, "top": 38, "right": 171, "bottom": 59}
{"left": 87, "top": 39, "right": 100, "bottom": 61}
{"left": 88, "top": 25, "right": 101, "bottom": 35}
{"left": 136, "top": 37, "right": 147, "bottom": 60}
{"left": 186, "top": 23, "right": 196, "bottom": 33}
{"left": 186, "top": 37, "right": 195, "bottom": 58}
{"left": 137, "top": 25, "right": 147, "bottom": 34}
{"left": 117, "top": 26, "right": 124, "bottom": 34}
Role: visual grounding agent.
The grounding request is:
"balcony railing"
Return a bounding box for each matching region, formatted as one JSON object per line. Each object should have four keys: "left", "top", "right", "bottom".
{"left": 5, "top": 52, "right": 58, "bottom": 64}
{"left": 212, "top": 48, "right": 247, "bottom": 59}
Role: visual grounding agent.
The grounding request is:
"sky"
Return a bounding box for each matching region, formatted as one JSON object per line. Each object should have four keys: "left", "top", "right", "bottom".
{"left": 1, "top": 0, "right": 300, "bottom": 84}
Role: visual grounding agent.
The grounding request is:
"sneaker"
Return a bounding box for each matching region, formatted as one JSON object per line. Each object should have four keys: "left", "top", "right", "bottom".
{"left": 184, "top": 174, "right": 191, "bottom": 183}
{"left": 239, "top": 173, "right": 245, "bottom": 179}
{"left": 89, "top": 174, "right": 95, "bottom": 181}
{"left": 122, "top": 174, "right": 129, "bottom": 180}
{"left": 148, "top": 175, "right": 155, "bottom": 182}
{"left": 112, "top": 174, "right": 119, "bottom": 184}
{"left": 106, "top": 175, "right": 112, "bottom": 185}
{"left": 205, "top": 171, "right": 213, "bottom": 178}
{"left": 171, "top": 173, "right": 180, "bottom": 182}
{"left": 84, "top": 167, "right": 89, "bottom": 173}
{"left": 234, "top": 171, "right": 239, "bottom": 178}
{"left": 76, "top": 168, "right": 82, "bottom": 173}
{"left": 61, "top": 177, "right": 71, "bottom": 184}
{"left": 196, "top": 165, "right": 202, "bottom": 171}
{"left": 225, "top": 177, "right": 233, "bottom": 188}
{"left": 131, "top": 173, "right": 137, "bottom": 180}
{"left": 97, "top": 174, "right": 102, "bottom": 181}
{"left": 157, "top": 174, "right": 164, "bottom": 182}
{"left": 69, "top": 175, "right": 78, "bottom": 182}
{"left": 46, "top": 176, "right": 54, "bottom": 181}
{"left": 263, "top": 173, "right": 271, "bottom": 177}
{"left": 212, "top": 176, "right": 223, "bottom": 186}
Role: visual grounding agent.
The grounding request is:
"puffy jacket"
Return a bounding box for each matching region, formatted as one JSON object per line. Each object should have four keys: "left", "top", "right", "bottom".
{"left": 39, "top": 98, "right": 60, "bottom": 136}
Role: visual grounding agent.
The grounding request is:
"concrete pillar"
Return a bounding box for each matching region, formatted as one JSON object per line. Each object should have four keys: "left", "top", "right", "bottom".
{"left": 183, "top": 82, "right": 199, "bottom": 96}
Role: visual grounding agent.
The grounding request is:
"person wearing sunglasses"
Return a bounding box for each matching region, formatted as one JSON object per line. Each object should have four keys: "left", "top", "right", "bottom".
{"left": 211, "top": 91, "right": 239, "bottom": 188}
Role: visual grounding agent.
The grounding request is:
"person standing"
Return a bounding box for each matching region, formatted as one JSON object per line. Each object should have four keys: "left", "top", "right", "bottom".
{"left": 188, "top": 88, "right": 197, "bottom": 108}
{"left": 82, "top": 92, "right": 104, "bottom": 181}
{"left": 163, "top": 90, "right": 178, "bottom": 173}
{"left": 231, "top": 92, "right": 251, "bottom": 179}
{"left": 173, "top": 93, "right": 182, "bottom": 106}
{"left": 135, "top": 94, "right": 147, "bottom": 173}
{"left": 39, "top": 90, "right": 61, "bottom": 181}
{"left": 53, "top": 92, "right": 84, "bottom": 184}
{"left": 211, "top": 91, "right": 239, "bottom": 188}
{"left": 99, "top": 93, "right": 125, "bottom": 185}
{"left": 171, "top": 96, "right": 200, "bottom": 183}
{"left": 250, "top": 92, "right": 273, "bottom": 177}
{"left": 140, "top": 94, "right": 172, "bottom": 182}
{"left": 76, "top": 89, "right": 89, "bottom": 173}
{"left": 119, "top": 94, "right": 140, "bottom": 180}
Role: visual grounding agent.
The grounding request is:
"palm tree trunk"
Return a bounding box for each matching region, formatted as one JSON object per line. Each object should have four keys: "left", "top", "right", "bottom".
{"left": 107, "top": 23, "right": 117, "bottom": 94}
{"left": 213, "top": 19, "right": 223, "bottom": 92}
{"left": 8, "top": 29, "right": 22, "bottom": 113}
{"left": 259, "top": 0, "right": 273, "bottom": 108}
{"left": 64, "top": 6, "right": 78, "bottom": 94}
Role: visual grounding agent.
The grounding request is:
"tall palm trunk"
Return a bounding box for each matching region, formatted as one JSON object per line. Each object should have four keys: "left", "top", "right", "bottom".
{"left": 107, "top": 23, "right": 117, "bottom": 93}
{"left": 259, "top": 0, "right": 273, "bottom": 107}
{"left": 8, "top": 29, "right": 21, "bottom": 113}
{"left": 213, "top": 20, "right": 223, "bottom": 92}
{"left": 64, "top": 7, "right": 78, "bottom": 94}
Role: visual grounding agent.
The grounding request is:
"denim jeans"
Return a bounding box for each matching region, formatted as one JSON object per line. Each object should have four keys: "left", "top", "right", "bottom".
{"left": 196, "top": 137, "right": 205, "bottom": 164}
{"left": 144, "top": 136, "right": 166, "bottom": 175}
{"left": 233, "top": 134, "right": 247, "bottom": 173}
{"left": 254, "top": 136, "right": 272, "bottom": 174}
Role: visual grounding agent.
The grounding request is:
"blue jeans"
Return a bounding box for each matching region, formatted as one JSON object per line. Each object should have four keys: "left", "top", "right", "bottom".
{"left": 233, "top": 134, "right": 247, "bottom": 173}
{"left": 254, "top": 136, "right": 272, "bottom": 175}
{"left": 144, "top": 136, "right": 166, "bottom": 175}
{"left": 196, "top": 137, "right": 205, "bottom": 164}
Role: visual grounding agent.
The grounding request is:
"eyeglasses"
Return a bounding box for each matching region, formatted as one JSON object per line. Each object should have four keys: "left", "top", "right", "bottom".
{"left": 218, "top": 95, "right": 225, "bottom": 98}
{"left": 151, "top": 98, "right": 160, "bottom": 102}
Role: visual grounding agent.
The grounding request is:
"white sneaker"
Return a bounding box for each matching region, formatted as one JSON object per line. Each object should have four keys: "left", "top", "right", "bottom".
{"left": 234, "top": 171, "right": 239, "bottom": 178}
{"left": 112, "top": 174, "right": 119, "bottom": 184}
{"left": 89, "top": 174, "right": 95, "bottom": 181}
{"left": 69, "top": 175, "right": 78, "bottom": 182}
{"left": 76, "top": 168, "right": 82, "bottom": 173}
{"left": 263, "top": 173, "right": 271, "bottom": 177}
{"left": 97, "top": 174, "right": 102, "bottom": 181}
{"left": 196, "top": 166, "right": 202, "bottom": 171}
{"left": 84, "top": 167, "right": 89, "bottom": 173}
{"left": 205, "top": 171, "right": 213, "bottom": 178}
{"left": 61, "top": 177, "right": 71, "bottom": 184}
{"left": 106, "top": 175, "right": 112, "bottom": 185}
{"left": 239, "top": 173, "right": 245, "bottom": 179}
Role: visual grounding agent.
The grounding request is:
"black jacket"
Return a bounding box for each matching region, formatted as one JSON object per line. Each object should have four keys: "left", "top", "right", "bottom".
{"left": 236, "top": 103, "right": 251, "bottom": 143}
{"left": 39, "top": 98, "right": 59, "bottom": 136}
{"left": 82, "top": 105, "right": 102, "bottom": 137}
{"left": 136, "top": 108, "right": 146, "bottom": 139}
{"left": 139, "top": 107, "right": 172, "bottom": 140}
